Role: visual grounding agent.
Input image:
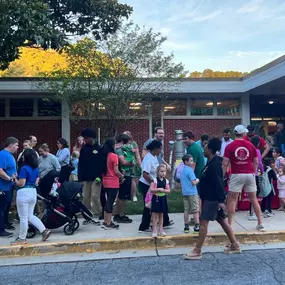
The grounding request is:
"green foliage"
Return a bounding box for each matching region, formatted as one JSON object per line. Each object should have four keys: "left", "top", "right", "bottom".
{"left": 189, "top": 69, "right": 246, "bottom": 78}
{"left": 0, "top": 0, "right": 132, "bottom": 70}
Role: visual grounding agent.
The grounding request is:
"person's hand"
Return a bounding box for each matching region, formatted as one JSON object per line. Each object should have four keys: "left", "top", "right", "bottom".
{"left": 166, "top": 164, "right": 171, "bottom": 172}
{"left": 196, "top": 178, "right": 200, "bottom": 184}
{"left": 12, "top": 174, "right": 17, "bottom": 180}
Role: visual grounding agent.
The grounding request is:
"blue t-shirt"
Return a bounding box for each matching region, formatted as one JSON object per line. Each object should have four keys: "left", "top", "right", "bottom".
{"left": 180, "top": 165, "right": 198, "bottom": 196}
{"left": 18, "top": 165, "right": 39, "bottom": 188}
{"left": 0, "top": 149, "right": 17, "bottom": 191}
{"left": 71, "top": 158, "right": 79, "bottom": 175}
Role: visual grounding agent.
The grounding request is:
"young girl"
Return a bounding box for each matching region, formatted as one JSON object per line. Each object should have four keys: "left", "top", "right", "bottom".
{"left": 70, "top": 151, "right": 79, "bottom": 181}
{"left": 11, "top": 149, "right": 51, "bottom": 245}
{"left": 149, "top": 164, "right": 170, "bottom": 238}
{"left": 277, "top": 167, "right": 285, "bottom": 211}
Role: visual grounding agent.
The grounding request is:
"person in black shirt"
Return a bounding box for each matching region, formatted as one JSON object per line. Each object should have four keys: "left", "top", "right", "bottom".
{"left": 184, "top": 138, "right": 240, "bottom": 260}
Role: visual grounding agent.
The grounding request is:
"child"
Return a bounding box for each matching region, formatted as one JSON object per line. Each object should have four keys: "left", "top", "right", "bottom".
{"left": 70, "top": 151, "right": 79, "bottom": 181}
{"left": 149, "top": 164, "right": 170, "bottom": 238}
{"left": 120, "top": 134, "right": 136, "bottom": 177}
{"left": 277, "top": 167, "right": 285, "bottom": 211}
{"left": 261, "top": 160, "right": 277, "bottom": 217}
{"left": 180, "top": 154, "right": 200, "bottom": 234}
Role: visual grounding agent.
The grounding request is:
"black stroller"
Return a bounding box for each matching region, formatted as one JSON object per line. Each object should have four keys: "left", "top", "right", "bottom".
{"left": 27, "top": 180, "right": 99, "bottom": 238}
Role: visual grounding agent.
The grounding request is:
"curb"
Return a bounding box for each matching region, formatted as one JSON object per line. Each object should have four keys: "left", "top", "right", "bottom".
{"left": 1, "top": 231, "right": 285, "bottom": 258}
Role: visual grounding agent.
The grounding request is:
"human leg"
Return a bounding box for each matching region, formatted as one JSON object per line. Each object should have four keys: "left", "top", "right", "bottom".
{"left": 138, "top": 182, "right": 151, "bottom": 231}
{"left": 247, "top": 192, "right": 263, "bottom": 229}
{"left": 227, "top": 192, "right": 239, "bottom": 225}
{"left": 16, "top": 189, "right": 29, "bottom": 240}
{"left": 159, "top": 213, "right": 166, "bottom": 236}
{"left": 82, "top": 182, "right": 91, "bottom": 210}
{"left": 104, "top": 189, "right": 118, "bottom": 225}
{"left": 91, "top": 181, "right": 102, "bottom": 217}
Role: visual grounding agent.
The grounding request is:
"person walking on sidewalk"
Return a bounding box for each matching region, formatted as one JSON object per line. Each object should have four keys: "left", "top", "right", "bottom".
{"left": 102, "top": 139, "right": 123, "bottom": 230}
{"left": 184, "top": 138, "right": 240, "bottom": 260}
{"left": 11, "top": 149, "right": 51, "bottom": 245}
{"left": 78, "top": 128, "right": 103, "bottom": 222}
{"left": 223, "top": 125, "right": 265, "bottom": 232}
{"left": 0, "top": 137, "right": 19, "bottom": 237}
{"left": 180, "top": 154, "right": 200, "bottom": 234}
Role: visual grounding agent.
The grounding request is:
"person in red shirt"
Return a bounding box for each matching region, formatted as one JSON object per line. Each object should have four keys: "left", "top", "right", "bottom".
{"left": 223, "top": 125, "right": 265, "bottom": 232}
{"left": 244, "top": 125, "right": 270, "bottom": 159}
{"left": 102, "top": 138, "right": 124, "bottom": 230}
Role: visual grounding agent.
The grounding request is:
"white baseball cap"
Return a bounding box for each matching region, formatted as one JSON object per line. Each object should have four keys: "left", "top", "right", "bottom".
{"left": 234, "top": 125, "right": 249, "bottom": 134}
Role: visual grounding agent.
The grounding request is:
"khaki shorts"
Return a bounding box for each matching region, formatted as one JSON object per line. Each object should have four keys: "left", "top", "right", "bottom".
{"left": 229, "top": 173, "right": 257, "bottom": 193}
{"left": 183, "top": 195, "right": 200, "bottom": 214}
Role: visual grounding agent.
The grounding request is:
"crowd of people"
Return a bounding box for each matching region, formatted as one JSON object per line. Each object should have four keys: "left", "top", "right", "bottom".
{"left": 0, "top": 122, "right": 284, "bottom": 254}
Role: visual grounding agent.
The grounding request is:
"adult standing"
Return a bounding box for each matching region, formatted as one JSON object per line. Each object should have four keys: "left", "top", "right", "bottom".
{"left": 223, "top": 125, "right": 265, "bottom": 231}
{"left": 72, "top": 136, "right": 84, "bottom": 154}
{"left": 123, "top": 131, "right": 142, "bottom": 202}
{"left": 17, "top": 140, "right": 32, "bottom": 171}
{"left": 184, "top": 138, "right": 240, "bottom": 260}
{"left": 78, "top": 128, "right": 103, "bottom": 220}
{"left": 0, "top": 137, "right": 18, "bottom": 237}
{"left": 114, "top": 133, "right": 133, "bottom": 224}
{"left": 183, "top": 131, "right": 205, "bottom": 179}
{"left": 195, "top": 134, "right": 208, "bottom": 164}
{"left": 274, "top": 123, "right": 285, "bottom": 155}
{"left": 142, "top": 127, "right": 171, "bottom": 171}
{"left": 56, "top": 138, "right": 71, "bottom": 183}
{"left": 244, "top": 125, "right": 270, "bottom": 159}
{"left": 220, "top": 128, "right": 233, "bottom": 156}
{"left": 29, "top": 135, "right": 38, "bottom": 149}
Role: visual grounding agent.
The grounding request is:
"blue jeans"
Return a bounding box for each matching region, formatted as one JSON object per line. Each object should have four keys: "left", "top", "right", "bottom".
{"left": 0, "top": 191, "right": 13, "bottom": 232}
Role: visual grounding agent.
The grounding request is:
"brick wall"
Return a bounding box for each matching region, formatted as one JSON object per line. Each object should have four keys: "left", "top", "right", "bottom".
{"left": 70, "top": 119, "right": 149, "bottom": 151}
{"left": 163, "top": 118, "right": 241, "bottom": 161}
{"left": 0, "top": 120, "right": 61, "bottom": 153}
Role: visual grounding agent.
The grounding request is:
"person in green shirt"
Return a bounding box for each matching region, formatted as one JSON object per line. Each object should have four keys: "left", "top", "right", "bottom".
{"left": 183, "top": 131, "right": 205, "bottom": 179}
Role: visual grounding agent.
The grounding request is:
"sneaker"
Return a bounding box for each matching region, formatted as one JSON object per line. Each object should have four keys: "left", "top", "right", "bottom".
{"left": 102, "top": 222, "right": 119, "bottom": 230}
{"left": 0, "top": 230, "right": 13, "bottom": 238}
{"left": 193, "top": 225, "right": 200, "bottom": 233}
{"left": 152, "top": 231, "right": 157, "bottom": 238}
{"left": 268, "top": 212, "right": 275, "bottom": 217}
{"left": 159, "top": 231, "right": 167, "bottom": 237}
{"left": 10, "top": 237, "right": 27, "bottom": 246}
{"left": 256, "top": 224, "right": 265, "bottom": 232}
{"left": 263, "top": 212, "right": 270, "bottom": 218}
{"left": 83, "top": 219, "right": 101, "bottom": 226}
{"left": 277, "top": 207, "right": 284, "bottom": 211}
{"left": 113, "top": 214, "right": 120, "bottom": 222}
{"left": 248, "top": 214, "right": 258, "bottom": 221}
{"left": 5, "top": 223, "right": 15, "bottom": 230}
{"left": 117, "top": 215, "right": 132, "bottom": 223}
{"left": 163, "top": 220, "right": 174, "bottom": 228}
{"left": 14, "top": 217, "right": 20, "bottom": 224}
{"left": 224, "top": 243, "right": 241, "bottom": 254}
{"left": 184, "top": 249, "right": 202, "bottom": 260}
{"left": 138, "top": 228, "right": 152, "bottom": 233}
{"left": 42, "top": 229, "right": 51, "bottom": 241}
{"left": 184, "top": 225, "right": 190, "bottom": 233}
{"left": 133, "top": 196, "right": 138, "bottom": 202}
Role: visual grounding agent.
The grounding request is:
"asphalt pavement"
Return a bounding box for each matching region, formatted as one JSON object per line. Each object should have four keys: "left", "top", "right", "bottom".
{"left": 1, "top": 249, "right": 285, "bottom": 285}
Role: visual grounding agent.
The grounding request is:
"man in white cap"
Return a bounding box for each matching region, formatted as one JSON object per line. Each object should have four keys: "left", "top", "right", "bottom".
{"left": 222, "top": 125, "right": 265, "bottom": 232}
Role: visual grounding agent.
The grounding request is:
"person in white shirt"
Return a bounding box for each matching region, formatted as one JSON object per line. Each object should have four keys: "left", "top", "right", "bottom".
{"left": 220, "top": 128, "right": 233, "bottom": 156}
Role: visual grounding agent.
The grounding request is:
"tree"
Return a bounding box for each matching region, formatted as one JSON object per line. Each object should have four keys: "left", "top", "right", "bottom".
{"left": 39, "top": 23, "right": 185, "bottom": 138}
{"left": 189, "top": 69, "right": 246, "bottom": 78}
{"left": 0, "top": 0, "right": 132, "bottom": 70}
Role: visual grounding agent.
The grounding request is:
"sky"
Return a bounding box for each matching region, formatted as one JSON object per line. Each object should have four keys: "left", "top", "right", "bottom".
{"left": 121, "top": 0, "right": 285, "bottom": 73}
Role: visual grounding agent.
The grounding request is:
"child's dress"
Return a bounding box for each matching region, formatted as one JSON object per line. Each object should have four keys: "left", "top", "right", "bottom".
{"left": 277, "top": 175, "right": 285, "bottom": 198}
{"left": 151, "top": 177, "right": 170, "bottom": 213}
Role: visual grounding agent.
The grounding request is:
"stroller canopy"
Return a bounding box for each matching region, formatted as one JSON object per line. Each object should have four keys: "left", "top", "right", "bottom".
{"left": 57, "top": 181, "right": 83, "bottom": 205}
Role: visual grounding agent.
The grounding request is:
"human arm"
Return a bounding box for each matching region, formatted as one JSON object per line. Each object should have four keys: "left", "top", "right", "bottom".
{"left": 56, "top": 148, "right": 69, "bottom": 164}
{"left": 253, "top": 157, "right": 258, "bottom": 173}
{"left": 132, "top": 142, "right": 142, "bottom": 167}
{"left": 222, "top": 157, "right": 230, "bottom": 177}
{"left": 0, "top": 154, "right": 13, "bottom": 181}
{"left": 111, "top": 154, "right": 124, "bottom": 179}
{"left": 277, "top": 175, "right": 285, "bottom": 185}
{"left": 260, "top": 138, "right": 270, "bottom": 159}
{"left": 257, "top": 150, "right": 264, "bottom": 173}
{"left": 52, "top": 156, "right": 62, "bottom": 173}
{"left": 209, "top": 165, "right": 226, "bottom": 203}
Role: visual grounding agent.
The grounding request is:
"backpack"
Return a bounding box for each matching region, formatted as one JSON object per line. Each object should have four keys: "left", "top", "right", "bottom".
{"left": 258, "top": 168, "right": 272, "bottom": 198}
{"left": 174, "top": 162, "right": 184, "bottom": 183}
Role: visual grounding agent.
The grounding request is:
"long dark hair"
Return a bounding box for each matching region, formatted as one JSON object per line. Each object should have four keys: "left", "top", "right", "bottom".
{"left": 58, "top": 138, "right": 69, "bottom": 149}
{"left": 102, "top": 138, "right": 116, "bottom": 174}
{"left": 22, "top": 149, "right": 39, "bottom": 169}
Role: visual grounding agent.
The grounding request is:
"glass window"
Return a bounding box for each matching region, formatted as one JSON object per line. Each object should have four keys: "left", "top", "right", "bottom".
{"left": 163, "top": 100, "right": 187, "bottom": 116}
{"left": 0, "top": 99, "right": 5, "bottom": 117}
{"left": 217, "top": 100, "right": 240, "bottom": 116}
{"left": 10, "top": 99, "right": 33, "bottom": 117}
{"left": 38, "top": 99, "right": 61, "bottom": 116}
{"left": 190, "top": 99, "right": 213, "bottom": 116}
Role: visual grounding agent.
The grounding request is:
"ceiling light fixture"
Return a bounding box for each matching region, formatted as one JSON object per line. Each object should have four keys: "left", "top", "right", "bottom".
{"left": 269, "top": 101, "right": 274, "bottom": 104}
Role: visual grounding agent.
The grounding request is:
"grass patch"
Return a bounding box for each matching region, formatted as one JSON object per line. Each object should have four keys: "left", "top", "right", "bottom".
{"left": 125, "top": 189, "right": 184, "bottom": 215}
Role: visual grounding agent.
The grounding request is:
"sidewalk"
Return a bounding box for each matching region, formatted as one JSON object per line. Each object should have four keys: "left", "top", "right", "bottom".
{"left": 1, "top": 211, "right": 285, "bottom": 258}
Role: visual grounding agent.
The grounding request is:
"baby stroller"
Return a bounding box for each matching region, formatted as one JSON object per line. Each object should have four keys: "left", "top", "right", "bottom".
{"left": 27, "top": 181, "right": 99, "bottom": 238}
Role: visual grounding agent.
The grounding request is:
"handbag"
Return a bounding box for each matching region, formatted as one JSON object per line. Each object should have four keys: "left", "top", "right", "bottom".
{"left": 145, "top": 190, "right": 153, "bottom": 209}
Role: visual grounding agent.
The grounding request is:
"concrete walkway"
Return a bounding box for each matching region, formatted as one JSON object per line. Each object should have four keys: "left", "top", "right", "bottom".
{"left": 1, "top": 210, "right": 285, "bottom": 247}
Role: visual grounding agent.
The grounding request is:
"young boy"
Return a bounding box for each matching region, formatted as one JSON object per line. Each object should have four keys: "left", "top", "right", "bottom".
{"left": 180, "top": 154, "right": 200, "bottom": 233}
{"left": 120, "top": 134, "right": 136, "bottom": 177}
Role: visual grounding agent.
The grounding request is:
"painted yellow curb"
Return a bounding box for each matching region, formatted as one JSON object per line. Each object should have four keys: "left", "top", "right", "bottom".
{"left": 1, "top": 231, "right": 285, "bottom": 258}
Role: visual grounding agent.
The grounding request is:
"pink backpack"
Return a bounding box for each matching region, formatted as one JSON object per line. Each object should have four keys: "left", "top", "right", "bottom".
{"left": 174, "top": 161, "right": 185, "bottom": 182}
{"left": 145, "top": 191, "right": 153, "bottom": 209}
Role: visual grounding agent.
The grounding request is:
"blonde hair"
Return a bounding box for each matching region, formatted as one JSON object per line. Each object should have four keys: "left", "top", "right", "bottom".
{"left": 72, "top": 151, "right": 80, "bottom": 158}
{"left": 156, "top": 164, "right": 167, "bottom": 175}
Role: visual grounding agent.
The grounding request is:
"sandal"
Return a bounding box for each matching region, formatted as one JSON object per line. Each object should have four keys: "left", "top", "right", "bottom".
{"left": 184, "top": 248, "right": 202, "bottom": 260}
{"left": 224, "top": 243, "right": 241, "bottom": 254}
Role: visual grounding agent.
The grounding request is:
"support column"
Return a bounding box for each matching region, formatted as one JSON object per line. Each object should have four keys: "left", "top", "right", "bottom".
{"left": 241, "top": 92, "right": 250, "bottom": 126}
{"left": 61, "top": 100, "right": 71, "bottom": 145}
{"left": 148, "top": 104, "right": 153, "bottom": 138}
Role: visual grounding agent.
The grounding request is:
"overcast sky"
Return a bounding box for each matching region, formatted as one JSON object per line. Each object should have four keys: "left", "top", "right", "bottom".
{"left": 122, "top": 0, "right": 285, "bottom": 72}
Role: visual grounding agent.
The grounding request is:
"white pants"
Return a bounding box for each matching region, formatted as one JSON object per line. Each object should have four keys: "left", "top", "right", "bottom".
{"left": 16, "top": 188, "right": 46, "bottom": 240}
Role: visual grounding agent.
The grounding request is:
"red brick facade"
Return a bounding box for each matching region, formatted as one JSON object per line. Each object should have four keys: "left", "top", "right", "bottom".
{"left": 0, "top": 120, "right": 61, "bottom": 153}
{"left": 163, "top": 118, "right": 241, "bottom": 161}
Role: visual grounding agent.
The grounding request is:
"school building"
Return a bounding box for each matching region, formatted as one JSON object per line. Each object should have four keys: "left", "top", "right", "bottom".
{"left": 0, "top": 55, "right": 285, "bottom": 155}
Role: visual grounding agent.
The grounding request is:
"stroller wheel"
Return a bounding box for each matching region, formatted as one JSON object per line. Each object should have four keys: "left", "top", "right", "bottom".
{"left": 27, "top": 225, "right": 37, "bottom": 239}
{"left": 73, "top": 220, "right": 80, "bottom": 231}
{"left": 64, "top": 224, "right": 75, "bottom": 235}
